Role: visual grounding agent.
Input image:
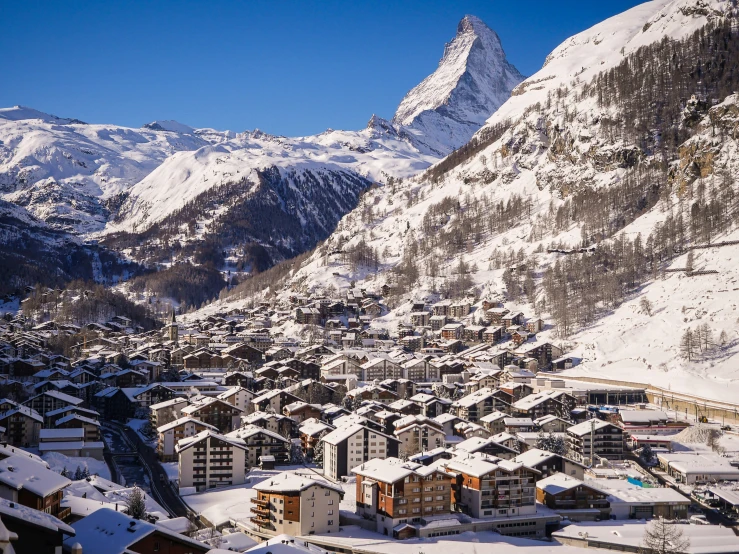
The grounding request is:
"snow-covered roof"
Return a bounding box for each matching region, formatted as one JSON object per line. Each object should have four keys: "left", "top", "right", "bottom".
{"left": 40, "top": 428, "right": 84, "bottom": 440}
{"left": 567, "top": 419, "right": 619, "bottom": 436}
{"left": 176, "top": 430, "right": 247, "bottom": 452}
{"left": 64, "top": 508, "right": 206, "bottom": 553}
{"left": 536, "top": 474, "right": 599, "bottom": 496}
{"left": 321, "top": 423, "right": 364, "bottom": 446}
{"left": 253, "top": 473, "right": 343, "bottom": 495}
{"left": 0, "top": 496, "right": 74, "bottom": 535}
{"left": 157, "top": 416, "right": 218, "bottom": 434}
{"left": 0, "top": 454, "right": 71, "bottom": 497}
{"left": 351, "top": 457, "right": 422, "bottom": 483}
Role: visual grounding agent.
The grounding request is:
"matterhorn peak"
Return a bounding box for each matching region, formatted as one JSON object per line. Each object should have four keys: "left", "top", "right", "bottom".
{"left": 391, "top": 15, "right": 523, "bottom": 155}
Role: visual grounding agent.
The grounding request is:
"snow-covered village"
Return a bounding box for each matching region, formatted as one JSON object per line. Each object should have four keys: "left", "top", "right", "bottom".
{"left": 3, "top": 1, "right": 739, "bottom": 553}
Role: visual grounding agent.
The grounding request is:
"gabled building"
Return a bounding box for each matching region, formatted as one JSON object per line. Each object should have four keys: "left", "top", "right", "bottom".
{"left": 226, "top": 424, "right": 290, "bottom": 467}
{"left": 353, "top": 457, "right": 453, "bottom": 537}
{"left": 321, "top": 423, "right": 400, "bottom": 480}
{"left": 566, "top": 419, "right": 624, "bottom": 464}
{"left": 250, "top": 474, "right": 343, "bottom": 536}
{"left": 176, "top": 430, "right": 248, "bottom": 492}
{"left": 157, "top": 416, "right": 218, "bottom": 461}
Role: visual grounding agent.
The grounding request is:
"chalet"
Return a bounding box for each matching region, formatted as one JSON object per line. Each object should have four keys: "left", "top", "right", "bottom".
{"left": 298, "top": 418, "right": 334, "bottom": 458}
{"left": 513, "top": 448, "right": 586, "bottom": 479}
{"left": 283, "top": 401, "right": 321, "bottom": 423}
{"left": 536, "top": 474, "right": 610, "bottom": 521}
{"left": 149, "top": 397, "right": 189, "bottom": 429}
{"left": 0, "top": 497, "right": 75, "bottom": 554}
{"left": 295, "top": 307, "right": 322, "bottom": 325}
{"left": 484, "top": 307, "right": 509, "bottom": 325}
{"left": 24, "top": 390, "right": 83, "bottom": 417}
{"left": 0, "top": 454, "right": 70, "bottom": 519}
{"left": 501, "top": 312, "right": 524, "bottom": 328}
{"left": 443, "top": 453, "right": 540, "bottom": 523}
{"left": 250, "top": 389, "right": 302, "bottom": 415}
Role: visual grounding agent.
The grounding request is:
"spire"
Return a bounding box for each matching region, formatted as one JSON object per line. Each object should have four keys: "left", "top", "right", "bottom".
{"left": 171, "top": 310, "right": 176, "bottom": 324}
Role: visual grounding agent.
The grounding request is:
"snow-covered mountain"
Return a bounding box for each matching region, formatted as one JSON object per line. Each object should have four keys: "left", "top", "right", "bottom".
{"left": 0, "top": 106, "right": 233, "bottom": 233}
{"left": 392, "top": 15, "right": 524, "bottom": 155}
{"left": 0, "top": 15, "right": 523, "bottom": 297}
{"left": 205, "top": 0, "right": 739, "bottom": 403}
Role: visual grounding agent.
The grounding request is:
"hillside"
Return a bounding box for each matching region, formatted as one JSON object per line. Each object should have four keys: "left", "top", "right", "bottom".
{"left": 200, "top": 0, "right": 739, "bottom": 402}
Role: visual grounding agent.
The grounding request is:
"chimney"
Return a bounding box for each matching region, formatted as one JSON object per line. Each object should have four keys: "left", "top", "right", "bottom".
{"left": 70, "top": 543, "right": 83, "bottom": 554}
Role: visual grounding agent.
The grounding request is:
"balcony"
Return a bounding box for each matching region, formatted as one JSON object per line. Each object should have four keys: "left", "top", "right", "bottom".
{"left": 250, "top": 515, "right": 271, "bottom": 527}
{"left": 251, "top": 497, "right": 269, "bottom": 507}
{"left": 57, "top": 507, "right": 72, "bottom": 521}
{"left": 250, "top": 506, "right": 269, "bottom": 516}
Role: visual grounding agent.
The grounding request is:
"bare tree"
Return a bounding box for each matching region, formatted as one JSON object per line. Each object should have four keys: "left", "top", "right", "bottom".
{"left": 641, "top": 517, "right": 690, "bottom": 554}
{"left": 640, "top": 297, "right": 653, "bottom": 316}
{"left": 679, "top": 328, "right": 696, "bottom": 361}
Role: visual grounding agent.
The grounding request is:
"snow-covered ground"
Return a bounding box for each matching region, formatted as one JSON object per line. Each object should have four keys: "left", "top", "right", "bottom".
{"left": 42, "top": 452, "right": 111, "bottom": 481}
{"left": 162, "top": 462, "right": 179, "bottom": 483}
{"left": 126, "top": 418, "right": 156, "bottom": 447}
{"left": 182, "top": 466, "right": 324, "bottom": 526}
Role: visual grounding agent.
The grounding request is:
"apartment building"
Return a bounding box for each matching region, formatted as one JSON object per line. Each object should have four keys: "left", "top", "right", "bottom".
{"left": 176, "top": 430, "right": 248, "bottom": 492}
{"left": 321, "top": 423, "right": 399, "bottom": 480}
{"left": 353, "top": 457, "right": 453, "bottom": 537}
{"left": 536, "top": 474, "right": 611, "bottom": 521}
{"left": 393, "top": 415, "right": 446, "bottom": 457}
{"left": 181, "top": 397, "right": 243, "bottom": 434}
{"left": 226, "top": 424, "right": 290, "bottom": 467}
{"left": 217, "top": 386, "right": 254, "bottom": 414}
{"left": 250, "top": 474, "right": 343, "bottom": 536}
{"left": 149, "top": 397, "right": 189, "bottom": 429}
{"left": 451, "top": 388, "right": 510, "bottom": 422}
{"left": 0, "top": 405, "right": 42, "bottom": 447}
{"left": 157, "top": 416, "right": 218, "bottom": 461}
{"left": 566, "top": 420, "right": 624, "bottom": 464}
{"left": 444, "top": 453, "right": 539, "bottom": 519}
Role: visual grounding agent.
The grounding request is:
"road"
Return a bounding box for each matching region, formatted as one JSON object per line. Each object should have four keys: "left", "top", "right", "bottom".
{"left": 103, "top": 422, "right": 190, "bottom": 519}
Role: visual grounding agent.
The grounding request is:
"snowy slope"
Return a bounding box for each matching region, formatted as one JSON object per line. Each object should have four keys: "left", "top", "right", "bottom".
{"left": 202, "top": 0, "right": 739, "bottom": 403}
{"left": 0, "top": 107, "right": 231, "bottom": 232}
{"left": 393, "top": 15, "right": 524, "bottom": 155}
{"left": 109, "top": 126, "right": 437, "bottom": 233}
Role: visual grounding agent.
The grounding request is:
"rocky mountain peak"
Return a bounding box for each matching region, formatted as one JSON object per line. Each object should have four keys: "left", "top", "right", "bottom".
{"left": 391, "top": 15, "right": 523, "bottom": 155}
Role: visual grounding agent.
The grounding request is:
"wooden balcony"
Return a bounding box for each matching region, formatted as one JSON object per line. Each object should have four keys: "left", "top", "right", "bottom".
{"left": 251, "top": 497, "right": 269, "bottom": 507}
{"left": 250, "top": 515, "right": 271, "bottom": 527}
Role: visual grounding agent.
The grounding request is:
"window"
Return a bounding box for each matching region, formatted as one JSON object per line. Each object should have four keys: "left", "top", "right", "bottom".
{"left": 328, "top": 520, "right": 334, "bottom": 525}
{"left": 325, "top": 490, "right": 330, "bottom": 496}
{"left": 328, "top": 499, "right": 334, "bottom": 505}
{"left": 153, "top": 542, "right": 160, "bottom": 552}
{"left": 327, "top": 510, "right": 334, "bottom": 515}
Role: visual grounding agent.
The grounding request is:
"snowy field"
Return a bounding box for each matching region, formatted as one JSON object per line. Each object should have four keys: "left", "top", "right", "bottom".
{"left": 183, "top": 466, "right": 325, "bottom": 526}
{"left": 42, "top": 452, "right": 111, "bottom": 481}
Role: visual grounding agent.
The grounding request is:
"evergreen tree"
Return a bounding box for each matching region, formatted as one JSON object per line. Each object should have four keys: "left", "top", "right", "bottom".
{"left": 126, "top": 486, "right": 148, "bottom": 520}
{"left": 313, "top": 431, "right": 327, "bottom": 467}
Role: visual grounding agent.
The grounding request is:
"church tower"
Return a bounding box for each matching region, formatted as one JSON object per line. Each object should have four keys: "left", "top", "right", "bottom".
{"left": 168, "top": 310, "right": 179, "bottom": 343}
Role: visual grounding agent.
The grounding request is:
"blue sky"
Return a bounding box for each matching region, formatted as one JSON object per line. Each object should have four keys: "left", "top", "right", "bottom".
{"left": 2, "top": 0, "right": 646, "bottom": 136}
